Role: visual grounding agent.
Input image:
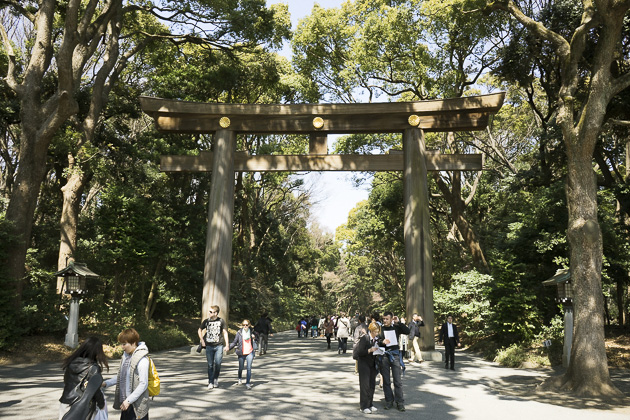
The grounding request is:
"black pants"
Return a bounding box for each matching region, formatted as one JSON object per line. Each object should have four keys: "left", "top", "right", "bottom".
{"left": 338, "top": 337, "right": 348, "bottom": 353}
{"left": 258, "top": 333, "right": 268, "bottom": 354}
{"left": 120, "top": 406, "right": 148, "bottom": 420}
{"left": 326, "top": 333, "right": 332, "bottom": 348}
{"left": 357, "top": 357, "right": 377, "bottom": 410}
{"left": 445, "top": 337, "right": 456, "bottom": 368}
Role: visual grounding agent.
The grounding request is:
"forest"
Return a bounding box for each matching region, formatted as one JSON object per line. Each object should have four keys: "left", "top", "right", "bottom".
{"left": 0, "top": 0, "right": 629, "bottom": 397}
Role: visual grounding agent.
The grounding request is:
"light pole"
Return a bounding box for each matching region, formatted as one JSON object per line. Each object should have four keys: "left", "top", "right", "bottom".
{"left": 54, "top": 261, "right": 99, "bottom": 348}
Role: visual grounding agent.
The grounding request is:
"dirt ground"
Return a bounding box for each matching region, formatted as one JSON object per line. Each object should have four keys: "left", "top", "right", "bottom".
{"left": 1, "top": 329, "right": 628, "bottom": 368}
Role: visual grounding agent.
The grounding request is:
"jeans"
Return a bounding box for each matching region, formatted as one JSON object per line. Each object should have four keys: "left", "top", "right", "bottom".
{"left": 205, "top": 344, "right": 224, "bottom": 383}
{"left": 238, "top": 352, "right": 254, "bottom": 385}
{"left": 381, "top": 351, "right": 404, "bottom": 404}
{"left": 338, "top": 337, "right": 348, "bottom": 353}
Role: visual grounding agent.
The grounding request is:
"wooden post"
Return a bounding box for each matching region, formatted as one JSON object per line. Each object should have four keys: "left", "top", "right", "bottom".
{"left": 309, "top": 133, "right": 328, "bottom": 155}
{"left": 403, "top": 128, "right": 435, "bottom": 353}
{"left": 201, "top": 129, "right": 236, "bottom": 323}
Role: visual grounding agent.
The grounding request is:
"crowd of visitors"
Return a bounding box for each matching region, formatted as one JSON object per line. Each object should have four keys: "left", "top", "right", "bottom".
{"left": 58, "top": 305, "right": 462, "bottom": 418}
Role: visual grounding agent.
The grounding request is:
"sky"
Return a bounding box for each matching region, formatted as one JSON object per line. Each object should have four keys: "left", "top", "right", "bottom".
{"left": 266, "top": 0, "right": 370, "bottom": 234}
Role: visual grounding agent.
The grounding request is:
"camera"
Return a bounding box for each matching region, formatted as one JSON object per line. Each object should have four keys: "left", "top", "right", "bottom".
{"left": 196, "top": 343, "right": 203, "bottom": 353}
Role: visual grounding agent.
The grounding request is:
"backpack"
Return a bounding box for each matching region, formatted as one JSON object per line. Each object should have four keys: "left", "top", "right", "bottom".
{"left": 147, "top": 357, "right": 160, "bottom": 397}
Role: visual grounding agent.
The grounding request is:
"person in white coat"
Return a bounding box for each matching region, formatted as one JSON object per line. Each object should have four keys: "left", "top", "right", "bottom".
{"left": 336, "top": 313, "right": 351, "bottom": 354}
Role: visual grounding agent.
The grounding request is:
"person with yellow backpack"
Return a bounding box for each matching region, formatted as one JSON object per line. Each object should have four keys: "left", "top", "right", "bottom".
{"left": 102, "top": 328, "right": 153, "bottom": 420}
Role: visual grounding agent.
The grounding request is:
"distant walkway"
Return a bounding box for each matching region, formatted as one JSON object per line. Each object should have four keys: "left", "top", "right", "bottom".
{"left": 1, "top": 331, "right": 628, "bottom": 419}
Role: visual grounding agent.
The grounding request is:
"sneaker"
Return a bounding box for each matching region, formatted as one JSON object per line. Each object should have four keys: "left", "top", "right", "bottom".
{"left": 397, "top": 403, "right": 405, "bottom": 412}
{"left": 207, "top": 383, "right": 214, "bottom": 390}
{"left": 246, "top": 384, "right": 252, "bottom": 390}
{"left": 361, "top": 408, "right": 372, "bottom": 414}
{"left": 214, "top": 379, "right": 218, "bottom": 387}
{"left": 384, "top": 401, "right": 394, "bottom": 410}
{"left": 369, "top": 406, "right": 378, "bottom": 412}
{"left": 238, "top": 378, "right": 242, "bottom": 385}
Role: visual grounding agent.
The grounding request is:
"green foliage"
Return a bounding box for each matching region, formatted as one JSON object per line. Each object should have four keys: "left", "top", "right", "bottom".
{"left": 434, "top": 271, "right": 494, "bottom": 340}
{"left": 0, "top": 215, "right": 18, "bottom": 349}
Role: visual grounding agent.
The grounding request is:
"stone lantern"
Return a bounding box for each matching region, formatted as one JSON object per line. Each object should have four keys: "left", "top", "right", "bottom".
{"left": 54, "top": 261, "right": 99, "bottom": 348}
{"left": 542, "top": 268, "right": 572, "bottom": 367}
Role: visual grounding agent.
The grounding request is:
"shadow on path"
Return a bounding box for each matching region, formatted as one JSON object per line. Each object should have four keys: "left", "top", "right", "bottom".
{"left": 0, "top": 332, "right": 628, "bottom": 420}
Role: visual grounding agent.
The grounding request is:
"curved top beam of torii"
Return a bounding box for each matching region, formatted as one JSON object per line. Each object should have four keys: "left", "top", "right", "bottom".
{"left": 140, "top": 92, "right": 505, "bottom": 173}
{"left": 139, "top": 92, "right": 505, "bottom": 135}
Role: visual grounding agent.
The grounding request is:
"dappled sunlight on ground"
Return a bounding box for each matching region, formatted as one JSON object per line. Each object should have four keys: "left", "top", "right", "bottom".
{"left": 1, "top": 331, "right": 629, "bottom": 419}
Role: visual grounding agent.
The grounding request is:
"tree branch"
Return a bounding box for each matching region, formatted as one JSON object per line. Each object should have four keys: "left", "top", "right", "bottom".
{"left": 0, "top": 20, "right": 18, "bottom": 92}
{"left": 0, "top": 0, "right": 36, "bottom": 22}
{"left": 487, "top": 1, "right": 570, "bottom": 57}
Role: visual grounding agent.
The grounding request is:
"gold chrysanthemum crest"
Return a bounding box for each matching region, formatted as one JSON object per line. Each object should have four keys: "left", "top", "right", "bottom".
{"left": 312, "top": 117, "right": 324, "bottom": 129}
{"left": 219, "top": 116, "right": 231, "bottom": 128}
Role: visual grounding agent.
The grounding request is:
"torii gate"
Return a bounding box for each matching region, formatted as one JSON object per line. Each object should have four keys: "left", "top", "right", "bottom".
{"left": 140, "top": 92, "right": 505, "bottom": 352}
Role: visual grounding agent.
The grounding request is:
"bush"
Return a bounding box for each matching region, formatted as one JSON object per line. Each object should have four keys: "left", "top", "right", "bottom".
{"left": 494, "top": 343, "right": 529, "bottom": 367}
{"left": 97, "top": 320, "right": 192, "bottom": 353}
{"left": 534, "top": 313, "right": 564, "bottom": 366}
{"left": 434, "top": 270, "right": 494, "bottom": 341}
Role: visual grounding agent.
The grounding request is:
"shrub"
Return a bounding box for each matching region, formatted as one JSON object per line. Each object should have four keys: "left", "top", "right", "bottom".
{"left": 494, "top": 343, "right": 529, "bottom": 367}
{"left": 434, "top": 270, "right": 494, "bottom": 340}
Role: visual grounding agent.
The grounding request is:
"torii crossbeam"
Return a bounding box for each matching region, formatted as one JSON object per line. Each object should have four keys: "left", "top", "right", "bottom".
{"left": 140, "top": 92, "right": 505, "bottom": 353}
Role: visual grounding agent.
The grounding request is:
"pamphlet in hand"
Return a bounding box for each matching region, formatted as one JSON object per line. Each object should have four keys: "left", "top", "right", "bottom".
{"left": 373, "top": 345, "right": 385, "bottom": 355}
{"left": 384, "top": 330, "right": 398, "bottom": 346}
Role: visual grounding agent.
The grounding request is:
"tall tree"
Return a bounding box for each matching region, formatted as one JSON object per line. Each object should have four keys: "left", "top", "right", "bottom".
{"left": 486, "top": 0, "right": 630, "bottom": 396}
{"left": 0, "top": 0, "right": 289, "bottom": 305}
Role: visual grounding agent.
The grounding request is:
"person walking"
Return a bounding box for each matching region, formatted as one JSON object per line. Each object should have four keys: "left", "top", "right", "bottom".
{"left": 324, "top": 315, "right": 334, "bottom": 349}
{"left": 198, "top": 305, "right": 230, "bottom": 390}
{"left": 378, "top": 311, "right": 410, "bottom": 412}
{"left": 59, "top": 336, "right": 108, "bottom": 420}
{"left": 254, "top": 312, "right": 273, "bottom": 355}
{"left": 103, "top": 328, "right": 151, "bottom": 420}
{"left": 318, "top": 315, "right": 326, "bottom": 339}
{"left": 407, "top": 313, "right": 425, "bottom": 363}
{"left": 439, "top": 315, "right": 461, "bottom": 370}
{"left": 336, "top": 313, "right": 351, "bottom": 354}
{"left": 354, "top": 321, "right": 380, "bottom": 415}
{"left": 229, "top": 319, "right": 258, "bottom": 390}
{"left": 310, "top": 315, "right": 319, "bottom": 337}
{"left": 353, "top": 315, "right": 368, "bottom": 374}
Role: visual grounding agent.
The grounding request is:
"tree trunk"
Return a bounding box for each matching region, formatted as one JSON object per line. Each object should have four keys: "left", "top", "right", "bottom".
{"left": 145, "top": 280, "right": 159, "bottom": 321}
{"left": 57, "top": 156, "right": 90, "bottom": 292}
{"left": 4, "top": 90, "right": 77, "bottom": 305}
{"left": 616, "top": 272, "right": 626, "bottom": 327}
{"left": 556, "top": 152, "right": 620, "bottom": 396}
{"left": 434, "top": 173, "right": 489, "bottom": 272}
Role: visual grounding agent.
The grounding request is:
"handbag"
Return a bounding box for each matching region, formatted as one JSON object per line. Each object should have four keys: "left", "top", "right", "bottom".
{"left": 91, "top": 395, "right": 108, "bottom": 420}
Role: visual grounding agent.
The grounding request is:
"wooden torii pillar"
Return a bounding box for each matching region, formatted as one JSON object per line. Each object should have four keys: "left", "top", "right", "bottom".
{"left": 140, "top": 93, "right": 505, "bottom": 351}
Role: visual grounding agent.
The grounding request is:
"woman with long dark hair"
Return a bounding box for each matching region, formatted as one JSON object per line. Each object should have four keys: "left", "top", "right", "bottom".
{"left": 59, "top": 336, "right": 109, "bottom": 420}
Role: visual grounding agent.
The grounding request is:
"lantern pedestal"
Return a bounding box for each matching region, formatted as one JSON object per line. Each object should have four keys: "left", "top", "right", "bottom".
{"left": 562, "top": 304, "right": 573, "bottom": 368}
{"left": 64, "top": 297, "right": 80, "bottom": 348}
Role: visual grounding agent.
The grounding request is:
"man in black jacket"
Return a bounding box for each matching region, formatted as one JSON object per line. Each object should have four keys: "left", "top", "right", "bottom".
{"left": 378, "top": 311, "right": 410, "bottom": 412}
{"left": 438, "top": 315, "right": 461, "bottom": 370}
{"left": 254, "top": 312, "right": 273, "bottom": 355}
{"left": 407, "top": 313, "right": 425, "bottom": 363}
